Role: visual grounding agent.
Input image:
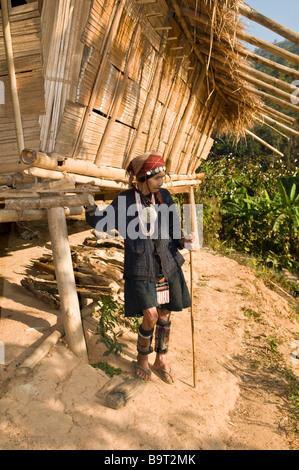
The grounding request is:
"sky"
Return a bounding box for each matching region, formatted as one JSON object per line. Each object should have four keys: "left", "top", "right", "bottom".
{"left": 241, "top": 0, "right": 299, "bottom": 47}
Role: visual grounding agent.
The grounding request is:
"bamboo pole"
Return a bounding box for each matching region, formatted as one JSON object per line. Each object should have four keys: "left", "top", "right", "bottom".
{"left": 256, "top": 118, "right": 290, "bottom": 141}
{"left": 175, "top": 104, "right": 205, "bottom": 174}
{"left": 242, "top": 49, "right": 299, "bottom": 81}
{"left": 188, "top": 185, "right": 197, "bottom": 389}
{"left": 242, "top": 84, "right": 299, "bottom": 114}
{"left": 186, "top": 7, "right": 299, "bottom": 66}
{"left": 166, "top": 66, "right": 205, "bottom": 173}
{"left": 237, "top": 71, "right": 299, "bottom": 103}
{"left": 238, "top": 4, "right": 299, "bottom": 47}
{"left": 239, "top": 63, "right": 298, "bottom": 95}
{"left": 220, "top": 77, "right": 299, "bottom": 114}
{"left": 188, "top": 12, "right": 299, "bottom": 80}
{"left": 94, "top": 21, "right": 142, "bottom": 166}
{"left": 261, "top": 114, "right": 299, "bottom": 138}
{"left": 21, "top": 149, "right": 128, "bottom": 181}
{"left": 245, "top": 129, "right": 284, "bottom": 157}
{"left": 122, "top": 21, "right": 170, "bottom": 169}
{"left": 47, "top": 206, "right": 89, "bottom": 363}
{"left": 0, "top": 0, "right": 25, "bottom": 153}
{"left": 149, "top": 55, "right": 183, "bottom": 151}
{"left": 261, "top": 104, "right": 295, "bottom": 126}
{"left": 204, "top": 49, "right": 298, "bottom": 101}
{"left": 72, "top": 0, "right": 126, "bottom": 158}
{"left": 187, "top": 95, "right": 220, "bottom": 174}
{"left": 240, "top": 29, "right": 299, "bottom": 66}
{"left": 25, "top": 167, "right": 129, "bottom": 190}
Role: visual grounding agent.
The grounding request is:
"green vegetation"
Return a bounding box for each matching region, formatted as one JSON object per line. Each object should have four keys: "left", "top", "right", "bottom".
{"left": 95, "top": 296, "right": 141, "bottom": 356}
{"left": 91, "top": 361, "right": 122, "bottom": 378}
{"left": 197, "top": 40, "right": 299, "bottom": 275}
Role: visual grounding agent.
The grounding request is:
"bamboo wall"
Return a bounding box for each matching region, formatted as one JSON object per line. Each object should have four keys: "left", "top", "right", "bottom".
{"left": 0, "top": 1, "right": 43, "bottom": 164}
{"left": 0, "top": 0, "right": 221, "bottom": 178}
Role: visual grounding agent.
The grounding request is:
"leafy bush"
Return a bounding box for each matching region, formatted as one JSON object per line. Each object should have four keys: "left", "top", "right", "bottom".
{"left": 199, "top": 154, "right": 299, "bottom": 272}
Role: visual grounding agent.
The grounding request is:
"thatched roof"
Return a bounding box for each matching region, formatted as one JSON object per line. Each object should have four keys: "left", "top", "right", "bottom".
{"left": 0, "top": 0, "right": 298, "bottom": 202}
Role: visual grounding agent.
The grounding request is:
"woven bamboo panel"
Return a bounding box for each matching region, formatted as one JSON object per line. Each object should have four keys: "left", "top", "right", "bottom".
{"left": 39, "top": 0, "right": 91, "bottom": 153}
{"left": 0, "top": 73, "right": 45, "bottom": 118}
{"left": 81, "top": 0, "right": 115, "bottom": 50}
{"left": 0, "top": 116, "right": 40, "bottom": 163}
{"left": 200, "top": 137, "right": 214, "bottom": 161}
{"left": 77, "top": 30, "right": 157, "bottom": 109}
{"left": 0, "top": 2, "right": 42, "bottom": 77}
{"left": 54, "top": 100, "right": 86, "bottom": 157}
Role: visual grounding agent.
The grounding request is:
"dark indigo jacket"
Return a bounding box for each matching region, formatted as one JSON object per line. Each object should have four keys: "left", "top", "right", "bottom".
{"left": 85, "top": 188, "right": 185, "bottom": 281}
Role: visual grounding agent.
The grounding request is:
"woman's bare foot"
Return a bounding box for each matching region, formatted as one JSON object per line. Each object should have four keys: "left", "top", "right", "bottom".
{"left": 152, "top": 354, "right": 176, "bottom": 384}
{"left": 135, "top": 353, "right": 151, "bottom": 381}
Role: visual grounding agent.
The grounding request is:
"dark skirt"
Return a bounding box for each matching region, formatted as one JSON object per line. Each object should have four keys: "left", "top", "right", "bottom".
{"left": 124, "top": 267, "right": 191, "bottom": 318}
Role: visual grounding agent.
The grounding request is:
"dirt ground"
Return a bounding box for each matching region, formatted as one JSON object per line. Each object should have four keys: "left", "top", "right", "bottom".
{"left": 0, "top": 216, "right": 298, "bottom": 451}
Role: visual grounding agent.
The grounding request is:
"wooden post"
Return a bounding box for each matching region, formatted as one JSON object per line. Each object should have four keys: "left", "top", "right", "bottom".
{"left": 47, "top": 207, "right": 89, "bottom": 363}
{"left": 0, "top": 0, "right": 25, "bottom": 153}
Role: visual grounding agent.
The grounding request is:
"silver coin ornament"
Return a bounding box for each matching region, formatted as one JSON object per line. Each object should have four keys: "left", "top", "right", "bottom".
{"left": 140, "top": 206, "right": 157, "bottom": 224}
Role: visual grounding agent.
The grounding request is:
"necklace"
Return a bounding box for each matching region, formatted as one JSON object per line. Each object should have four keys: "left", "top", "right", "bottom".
{"left": 135, "top": 190, "right": 157, "bottom": 236}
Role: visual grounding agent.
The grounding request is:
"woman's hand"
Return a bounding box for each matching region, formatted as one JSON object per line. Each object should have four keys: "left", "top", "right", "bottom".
{"left": 183, "top": 234, "right": 198, "bottom": 251}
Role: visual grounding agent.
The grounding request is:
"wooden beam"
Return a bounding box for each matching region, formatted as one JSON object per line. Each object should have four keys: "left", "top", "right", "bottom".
{"left": 0, "top": 207, "right": 83, "bottom": 223}
{"left": 47, "top": 207, "right": 89, "bottom": 363}
{"left": 15, "top": 326, "right": 65, "bottom": 377}
{"left": 0, "top": 162, "right": 29, "bottom": 174}
{"left": 239, "top": 4, "right": 299, "bottom": 47}
{"left": 245, "top": 129, "right": 284, "bottom": 157}
{"left": 0, "top": 0, "right": 25, "bottom": 153}
{"left": 4, "top": 193, "right": 94, "bottom": 211}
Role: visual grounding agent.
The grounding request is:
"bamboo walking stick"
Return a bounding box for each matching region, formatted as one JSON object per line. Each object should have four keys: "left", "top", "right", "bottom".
{"left": 188, "top": 185, "right": 198, "bottom": 388}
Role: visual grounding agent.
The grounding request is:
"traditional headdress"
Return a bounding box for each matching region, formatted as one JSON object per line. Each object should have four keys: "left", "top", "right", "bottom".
{"left": 126, "top": 151, "right": 166, "bottom": 187}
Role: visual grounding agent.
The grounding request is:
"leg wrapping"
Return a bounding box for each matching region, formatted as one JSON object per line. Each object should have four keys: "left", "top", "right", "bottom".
{"left": 154, "top": 319, "right": 171, "bottom": 355}
{"left": 137, "top": 326, "right": 154, "bottom": 355}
